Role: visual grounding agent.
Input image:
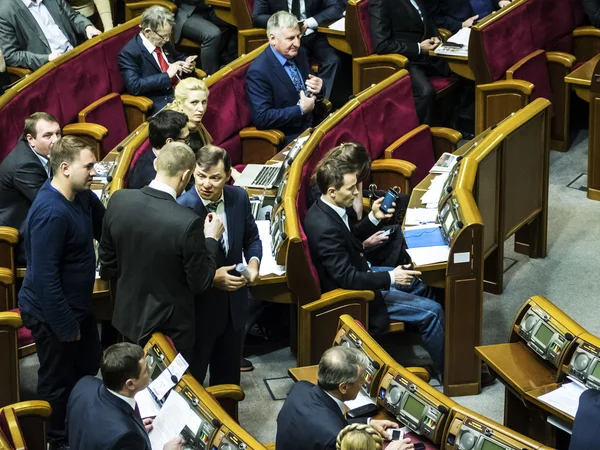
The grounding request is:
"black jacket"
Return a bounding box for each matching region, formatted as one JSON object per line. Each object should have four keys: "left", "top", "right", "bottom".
{"left": 99, "top": 186, "right": 218, "bottom": 354}
{"left": 252, "top": 0, "right": 344, "bottom": 29}
{"left": 583, "top": 0, "right": 600, "bottom": 28}
{"left": 570, "top": 389, "right": 600, "bottom": 450}
{"left": 68, "top": 376, "right": 151, "bottom": 450}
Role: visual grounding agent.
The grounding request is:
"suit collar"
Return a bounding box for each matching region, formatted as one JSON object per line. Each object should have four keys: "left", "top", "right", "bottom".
{"left": 141, "top": 185, "right": 177, "bottom": 202}
{"left": 316, "top": 199, "right": 364, "bottom": 251}
{"left": 266, "top": 45, "right": 302, "bottom": 98}
{"left": 99, "top": 385, "right": 151, "bottom": 448}
{"left": 148, "top": 179, "right": 177, "bottom": 199}
{"left": 312, "top": 385, "right": 347, "bottom": 423}
{"left": 135, "top": 34, "right": 162, "bottom": 73}
{"left": 15, "top": 0, "right": 51, "bottom": 50}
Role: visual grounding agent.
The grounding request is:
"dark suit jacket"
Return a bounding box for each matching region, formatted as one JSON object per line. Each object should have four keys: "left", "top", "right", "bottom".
{"left": 246, "top": 46, "right": 317, "bottom": 139}
{"left": 98, "top": 186, "right": 219, "bottom": 354}
{"left": 303, "top": 198, "right": 390, "bottom": 335}
{"left": 177, "top": 185, "right": 262, "bottom": 333}
{"left": 0, "top": 137, "right": 49, "bottom": 231}
{"left": 569, "top": 389, "right": 600, "bottom": 450}
{"left": 276, "top": 381, "right": 366, "bottom": 450}
{"left": 118, "top": 35, "right": 186, "bottom": 114}
{"left": 423, "top": 0, "right": 502, "bottom": 33}
{"left": 0, "top": 0, "right": 91, "bottom": 70}
{"left": 68, "top": 376, "right": 151, "bottom": 450}
{"left": 252, "top": 0, "right": 344, "bottom": 29}
{"left": 583, "top": 0, "right": 600, "bottom": 28}
{"left": 127, "top": 148, "right": 156, "bottom": 190}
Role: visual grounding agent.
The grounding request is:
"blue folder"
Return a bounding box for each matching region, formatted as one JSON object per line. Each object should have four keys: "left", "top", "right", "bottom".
{"left": 404, "top": 226, "right": 447, "bottom": 249}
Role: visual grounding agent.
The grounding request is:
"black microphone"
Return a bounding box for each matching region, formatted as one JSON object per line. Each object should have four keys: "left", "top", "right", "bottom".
{"left": 371, "top": 360, "right": 380, "bottom": 370}
{"left": 437, "top": 404, "right": 448, "bottom": 415}
{"left": 456, "top": 155, "right": 463, "bottom": 162}
{"left": 281, "top": 232, "right": 287, "bottom": 240}
{"left": 212, "top": 418, "right": 221, "bottom": 428}
{"left": 456, "top": 221, "right": 464, "bottom": 229}
{"left": 446, "top": 186, "right": 453, "bottom": 193}
{"left": 106, "top": 176, "right": 113, "bottom": 183}
{"left": 116, "top": 145, "right": 124, "bottom": 152}
{"left": 565, "top": 332, "right": 574, "bottom": 341}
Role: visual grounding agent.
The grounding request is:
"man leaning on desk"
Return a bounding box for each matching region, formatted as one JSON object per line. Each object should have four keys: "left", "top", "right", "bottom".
{"left": 277, "top": 346, "right": 414, "bottom": 450}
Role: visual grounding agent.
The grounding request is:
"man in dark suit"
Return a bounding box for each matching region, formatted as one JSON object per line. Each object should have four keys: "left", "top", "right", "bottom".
{"left": 570, "top": 388, "right": 600, "bottom": 450}
{"left": 369, "top": 0, "right": 449, "bottom": 124}
{"left": 423, "top": 0, "right": 511, "bottom": 33}
{"left": 0, "top": 112, "right": 60, "bottom": 264}
{"left": 177, "top": 145, "right": 262, "bottom": 385}
{"left": 128, "top": 110, "right": 189, "bottom": 189}
{"left": 277, "top": 346, "right": 408, "bottom": 449}
{"left": 118, "top": 6, "right": 197, "bottom": 114}
{"left": 0, "top": 0, "right": 100, "bottom": 70}
{"left": 99, "top": 142, "right": 223, "bottom": 361}
{"left": 252, "top": 0, "right": 343, "bottom": 99}
{"left": 303, "top": 157, "right": 444, "bottom": 373}
{"left": 246, "top": 11, "right": 325, "bottom": 144}
{"left": 68, "top": 343, "right": 183, "bottom": 450}
{"left": 583, "top": 0, "right": 600, "bottom": 28}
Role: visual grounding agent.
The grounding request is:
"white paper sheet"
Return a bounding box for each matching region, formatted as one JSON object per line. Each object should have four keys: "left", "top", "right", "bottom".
{"left": 244, "top": 220, "right": 286, "bottom": 276}
{"left": 434, "top": 28, "right": 470, "bottom": 57}
{"left": 406, "top": 245, "right": 450, "bottom": 265}
{"left": 420, "top": 173, "right": 448, "bottom": 206}
{"left": 405, "top": 208, "right": 438, "bottom": 226}
{"left": 148, "top": 353, "right": 189, "bottom": 400}
{"left": 148, "top": 391, "right": 189, "bottom": 450}
{"left": 169, "top": 354, "right": 189, "bottom": 380}
{"left": 135, "top": 387, "right": 161, "bottom": 419}
{"left": 344, "top": 389, "right": 375, "bottom": 410}
{"left": 538, "top": 382, "right": 586, "bottom": 418}
{"left": 328, "top": 17, "right": 345, "bottom": 31}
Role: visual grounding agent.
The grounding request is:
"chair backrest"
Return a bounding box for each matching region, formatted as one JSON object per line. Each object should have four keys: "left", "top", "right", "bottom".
{"left": 346, "top": 0, "right": 374, "bottom": 57}
{"left": 231, "top": 0, "right": 255, "bottom": 30}
{"left": 79, "top": 93, "right": 130, "bottom": 157}
{"left": 0, "top": 406, "right": 26, "bottom": 449}
{"left": 506, "top": 50, "right": 553, "bottom": 104}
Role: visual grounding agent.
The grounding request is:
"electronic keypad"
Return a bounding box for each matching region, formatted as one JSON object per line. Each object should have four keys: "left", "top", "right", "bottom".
{"left": 517, "top": 305, "right": 568, "bottom": 368}
{"left": 568, "top": 338, "right": 600, "bottom": 389}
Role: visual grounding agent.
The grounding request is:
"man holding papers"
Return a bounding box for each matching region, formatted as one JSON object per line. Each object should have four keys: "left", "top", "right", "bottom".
{"left": 303, "top": 157, "right": 444, "bottom": 374}
{"left": 67, "top": 343, "right": 183, "bottom": 450}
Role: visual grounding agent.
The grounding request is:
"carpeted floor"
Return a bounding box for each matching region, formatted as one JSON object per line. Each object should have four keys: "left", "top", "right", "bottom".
{"left": 18, "top": 128, "right": 600, "bottom": 444}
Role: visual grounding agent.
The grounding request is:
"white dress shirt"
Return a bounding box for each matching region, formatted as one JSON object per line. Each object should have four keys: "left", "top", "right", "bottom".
{"left": 287, "top": 0, "right": 318, "bottom": 34}
{"left": 148, "top": 179, "right": 177, "bottom": 200}
{"left": 324, "top": 390, "right": 346, "bottom": 415}
{"left": 106, "top": 389, "right": 137, "bottom": 410}
{"left": 22, "top": 0, "right": 73, "bottom": 54}
{"left": 29, "top": 145, "right": 51, "bottom": 177}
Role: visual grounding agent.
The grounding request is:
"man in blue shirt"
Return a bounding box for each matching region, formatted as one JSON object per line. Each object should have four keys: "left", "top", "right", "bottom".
{"left": 19, "top": 135, "right": 105, "bottom": 450}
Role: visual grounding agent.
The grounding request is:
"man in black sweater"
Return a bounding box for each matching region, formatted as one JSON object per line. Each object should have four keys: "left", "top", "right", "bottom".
{"left": 18, "top": 135, "right": 105, "bottom": 450}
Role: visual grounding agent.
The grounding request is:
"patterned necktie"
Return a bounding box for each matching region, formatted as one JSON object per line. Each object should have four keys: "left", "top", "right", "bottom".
{"left": 285, "top": 60, "right": 304, "bottom": 93}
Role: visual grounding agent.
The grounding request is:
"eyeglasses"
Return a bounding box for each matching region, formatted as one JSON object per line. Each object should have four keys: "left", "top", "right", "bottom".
{"left": 151, "top": 28, "right": 170, "bottom": 41}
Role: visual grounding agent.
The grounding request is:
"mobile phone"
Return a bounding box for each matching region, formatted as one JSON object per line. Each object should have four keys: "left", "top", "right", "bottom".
{"left": 414, "top": 443, "right": 426, "bottom": 450}
{"left": 391, "top": 429, "right": 405, "bottom": 441}
{"left": 381, "top": 229, "right": 391, "bottom": 237}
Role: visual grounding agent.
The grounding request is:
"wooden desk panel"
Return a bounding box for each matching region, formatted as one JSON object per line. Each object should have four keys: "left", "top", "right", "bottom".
{"left": 288, "top": 365, "right": 318, "bottom": 384}
{"left": 565, "top": 53, "right": 600, "bottom": 101}
{"left": 317, "top": 27, "right": 351, "bottom": 55}
{"left": 428, "top": 51, "right": 474, "bottom": 80}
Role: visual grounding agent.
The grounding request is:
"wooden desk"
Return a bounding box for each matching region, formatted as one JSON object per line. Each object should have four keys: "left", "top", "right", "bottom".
{"left": 317, "top": 27, "right": 352, "bottom": 55}
{"left": 565, "top": 54, "right": 600, "bottom": 201}
{"left": 288, "top": 365, "right": 318, "bottom": 384}
{"left": 429, "top": 51, "right": 474, "bottom": 81}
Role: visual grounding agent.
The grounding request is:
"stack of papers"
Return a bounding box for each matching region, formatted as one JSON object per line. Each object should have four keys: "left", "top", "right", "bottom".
{"left": 328, "top": 17, "right": 345, "bottom": 32}
{"left": 405, "top": 208, "right": 438, "bottom": 226}
{"left": 434, "top": 28, "right": 470, "bottom": 57}
{"left": 420, "top": 173, "right": 448, "bottom": 206}
{"left": 148, "top": 391, "right": 195, "bottom": 450}
{"left": 430, "top": 152, "right": 459, "bottom": 174}
{"left": 148, "top": 354, "right": 189, "bottom": 401}
{"left": 244, "top": 220, "right": 286, "bottom": 276}
{"left": 538, "top": 382, "right": 586, "bottom": 418}
{"left": 404, "top": 224, "right": 449, "bottom": 265}
{"left": 344, "top": 390, "right": 375, "bottom": 410}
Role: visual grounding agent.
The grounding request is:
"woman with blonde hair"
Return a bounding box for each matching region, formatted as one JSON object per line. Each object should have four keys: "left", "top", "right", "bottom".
{"left": 336, "top": 424, "right": 414, "bottom": 450}
{"left": 172, "top": 77, "right": 213, "bottom": 153}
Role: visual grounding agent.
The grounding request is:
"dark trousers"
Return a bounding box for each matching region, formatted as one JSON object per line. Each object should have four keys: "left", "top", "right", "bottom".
{"left": 406, "top": 62, "right": 438, "bottom": 125}
{"left": 21, "top": 312, "right": 102, "bottom": 444}
{"left": 302, "top": 32, "right": 340, "bottom": 100}
{"left": 190, "top": 302, "right": 243, "bottom": 386}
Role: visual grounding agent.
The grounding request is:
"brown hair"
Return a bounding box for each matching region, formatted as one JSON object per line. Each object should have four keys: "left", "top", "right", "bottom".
{"left": 156, "top": 142, "right": 196, "bottom": 177}
{"left": 50, "top": 135, "right": 92, "bottom": 174}
{"left": 312, "top": 142, "right": 371, "bottom": 186}
{"left": 23, "top": 112, "right": 59, "bottom": 138}
{"left": 196, "top": 145, "right": 231, "bottom": 173}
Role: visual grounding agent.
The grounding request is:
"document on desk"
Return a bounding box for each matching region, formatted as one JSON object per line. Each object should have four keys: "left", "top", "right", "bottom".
{"left": 344, "top": 390, "right": 375, "bottom": 410}
{"left": 135, "top": 387, "right": 161, "bottom": 419}
{"left": 434, "top": 28, "right": 470, "bottom": 57}
{"left": 405, "top": 208, "right": 438, "bottom": 226}
{"left": 406, "top": 246, "right": 449, "bottom": 265}
{"left": 538, "top": 382, "right": 586, "bottom": 418}
{"left": 328, "top": 16, "right": 345, "bottom": 31}
{"left": 420, "top": 173, "right": 448, "bottom": 205}
{"left": 148, "top": 354, "right": 189, "bottom": 400}
{"left": 404, "top": 224, "right": 446, "bottom": 248}
{"left": 149, "top": 391, "right": 190, "bottom": 450}
{"left": 246, "top": 220, "right": 286, "bottom": 276}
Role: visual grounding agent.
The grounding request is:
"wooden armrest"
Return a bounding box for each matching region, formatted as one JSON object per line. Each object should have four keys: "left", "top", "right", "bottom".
{"left": 371, "top": 158, "right": 416, "bottom": 179}
{"left": 239, "top": 127, "right": 285, "bottom": 145}
{"left": 505, "top": 49, "right": 547, "bottom": 76}
{"left": 194, "top": 68, "right": 207, "bottom": 79}
{"left": 239, "top": 28, "right": 267, "bottom": 39}
{"left": 406, "top": 367, "right": 430, "bottom": 382}
{"left": 430, "top": 127, "right": 462, "bottom": 144}
{"left": 206, "top": 384, "right": 245, "bottom": 402}
{"left": 573, "top": 25, "right": 600, "bottom": 38}
{"left": 476, "top": 79, "right": 534, "bottom": 96}
{"left": 0, "top": 226, "right": 19, "bottom": 245}
{"left": 10, "top": 401, "right": 52, "bottom": 418}
{"left": 63, "top": 123, "right": 109, "bottom": 141}
{"left": 0, "top": 267, "right": 14, "bottom": 286}
{"left": 0, "top": 310, "right": 22, "bottom": 329}
{"left": 206, "top": 0, "right": 230, "bottom": 7}
{"left": 120, "top": 94, "right": 153, "bottom": 113}
{"left": 352, "top": 55, "right": 409, "bottom": 94}
{"left": 238, "top": 29, "right": 269, "bottom": 56}
{"left": 265, "top": 444, "right": 276, "bottom": 450}
{"left": 302, "top": 289, "right": 375, "bottom": 312}
{"left": 353, "top": 54, "right": 409, "bottom": 68}
{"left": 439, "top": 28, "right": 452, "bottom": 41}
{"left": 6, "top": 67, "right": 31, "bottom": 78}
{"left": 545, "top": 51, "right": 576, "bottom": 69}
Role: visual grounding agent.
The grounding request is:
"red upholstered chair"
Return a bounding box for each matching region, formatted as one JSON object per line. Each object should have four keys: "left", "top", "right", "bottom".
{"left": 0, "top": 401, "right": 51, "bottom": 450}
{"left": 232, "top": 0, "right": 271, "bottom": 56}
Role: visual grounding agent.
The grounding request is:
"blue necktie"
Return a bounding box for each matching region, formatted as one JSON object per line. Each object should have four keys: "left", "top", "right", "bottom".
{"left": 285, "top": 60, "right": 304, "bottom": 93}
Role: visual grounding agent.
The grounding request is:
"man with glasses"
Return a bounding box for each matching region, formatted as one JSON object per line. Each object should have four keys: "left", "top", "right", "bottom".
{"left": 128, "top": 110, "right": 190, "bottom": 189}
{"left": 118, "top": 6, "right": 197, "bottom": 114}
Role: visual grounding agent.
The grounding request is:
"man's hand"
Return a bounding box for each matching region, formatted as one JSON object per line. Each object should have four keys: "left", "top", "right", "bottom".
{"left": 48, "top": 51, "right": 63, "bottom": 61}
{"left": 305, "top": 74, "right": 322, "bottom": 95}
{"left": 182, "top": 55, "right": 197, "bottom": 74}
{"left": 371, "top": 197, "right": 395, "bottom": 220}
{"left": 85, "top": 25, "right": 102, "bottom": 39}
{"left": 300, "top": 21, "right": 308, "bottom": 35}
{"left": 420, "top": 38, "right": 439, "bottom": 52}
{"left": 246, "top": 259, "right": 260, "bottom": 285}
{"left": 163, "top": 436, "right": 184, "bottom": 450}
{"left": 392, "top": 264, "right": 422, "bottom": 286}
{"left": 498, "top": 0, "right": 511, "bottom": 6}
{"left": 204, "top": 213, "right": 224, "bottom": 241}
{"left": 142, "top": 418, "right": 153, "bottom": 432}
{"left": 462, "top": 15, "right": 478, "bottom": 27}
{"left": 299, "top": 90, "right": 316, "bottom": 113}
{"left": 167, "top": 61, "right": 185, "bottom": 79}
{"left": 370, "top": 419, "right": 398, "bottom": 440}
{"left": 387, "top": 438, "right": 414, "bottom": 450}
{"left": 363, "top": 230, "right": 389, "bottom": 250}
{"left": 213, "top": 265, "right": 247, "bottom": 291}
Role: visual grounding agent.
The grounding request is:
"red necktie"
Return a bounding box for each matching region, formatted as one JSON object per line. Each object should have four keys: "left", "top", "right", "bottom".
{"left": 155, "top": 47, "right": 178, "bottom": 87}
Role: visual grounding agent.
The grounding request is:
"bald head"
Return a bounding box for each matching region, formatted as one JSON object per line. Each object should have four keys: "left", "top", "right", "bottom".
{"left": 317, "top": 346, "right": 370, "bottom": 392}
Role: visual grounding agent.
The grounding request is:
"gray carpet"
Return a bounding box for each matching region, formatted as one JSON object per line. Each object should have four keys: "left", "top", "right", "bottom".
{"left": 18, "top": 129, "right": 600, "bottom": 444}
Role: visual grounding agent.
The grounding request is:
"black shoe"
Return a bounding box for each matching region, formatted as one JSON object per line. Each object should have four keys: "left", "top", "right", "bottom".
{"left": 49, "top": 442, "right": 70, "bottom": 450}
{"left": 481, "top": 362, "right": 497, "bottom": 388}
{"left": 240, "top": 357, "right": 254, "bottom": 372}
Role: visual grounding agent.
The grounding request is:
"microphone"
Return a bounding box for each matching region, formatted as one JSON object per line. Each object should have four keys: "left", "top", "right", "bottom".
{"left": 565, "top": 332, "right": 574, "bottom": 341}
{"left": 116, "top": 145, "right": 124, "bottom": 152}
{"left": 211, "top": 418, "right": 221, "bottom": 428}
{"left": 106, "top": 176, "right": 113, "bottom": 183}
{"left": 456, "top": 221, "right": 464, "bottom": 229}
{"left": 437, "top": 404, "right": 449, "bottom": 415}
{"left": 371, "top": 360, "right": 381, "bottom": 370}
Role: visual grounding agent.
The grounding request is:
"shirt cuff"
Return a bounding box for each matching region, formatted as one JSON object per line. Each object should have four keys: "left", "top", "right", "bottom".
{"left": 305, "top": 17, "right": 318, "bottom": 29}
{"left": 417, "top": 42, "right": 421, "bottom": 54}
{"left": 388, "top": 271, "right": 395, "bottom": 289}
{"left": 368, "top": 211, "right": 380, "bottom": 226}
{"left": 248, "top": 256, "right": 261, "bottom": 266}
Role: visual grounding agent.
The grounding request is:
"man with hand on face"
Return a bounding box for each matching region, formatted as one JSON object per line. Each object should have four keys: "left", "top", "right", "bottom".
{"left": 178, "top": 145, "right": 262, "bottom": 385}
{"left": 277, "top": 346, "right": 413, "bottom": 450}
{"left": 68, "top": 343, "right": 183, "bottom": 450}
{"left": 118, "top": 6, "right": 197, "bottom": 114}
{"left": 246, "top": 11, "right": 325, "bottom": 145}
{"left": 18, "top": 136, "right": 105, "bottom": 450}
{"left": 303, "top": 157, "right": 444, "bottom": 375}
{"left": 99, "top": 142, "right": 222, "bottom": 362}
{"left": 0, "top": 112, "right": 62, "bottom": 265}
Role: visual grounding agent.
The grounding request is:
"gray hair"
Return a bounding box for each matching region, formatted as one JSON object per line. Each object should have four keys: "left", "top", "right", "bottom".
{"left": 317, "top": 346, "right": 370, "bottom": 391}
{"left": 140, "top": 6, "right": 175, "bottom": 31}
{"left": 266, "top": 11, "right": 299, "bottom": 37}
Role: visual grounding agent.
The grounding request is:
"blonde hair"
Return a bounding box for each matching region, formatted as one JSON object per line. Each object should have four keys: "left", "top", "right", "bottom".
{"left": 336, "top": 424, "right": 383, "bottom": 450}
{"left": 172, "top": 78, "right": 209, "bottom": 111}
